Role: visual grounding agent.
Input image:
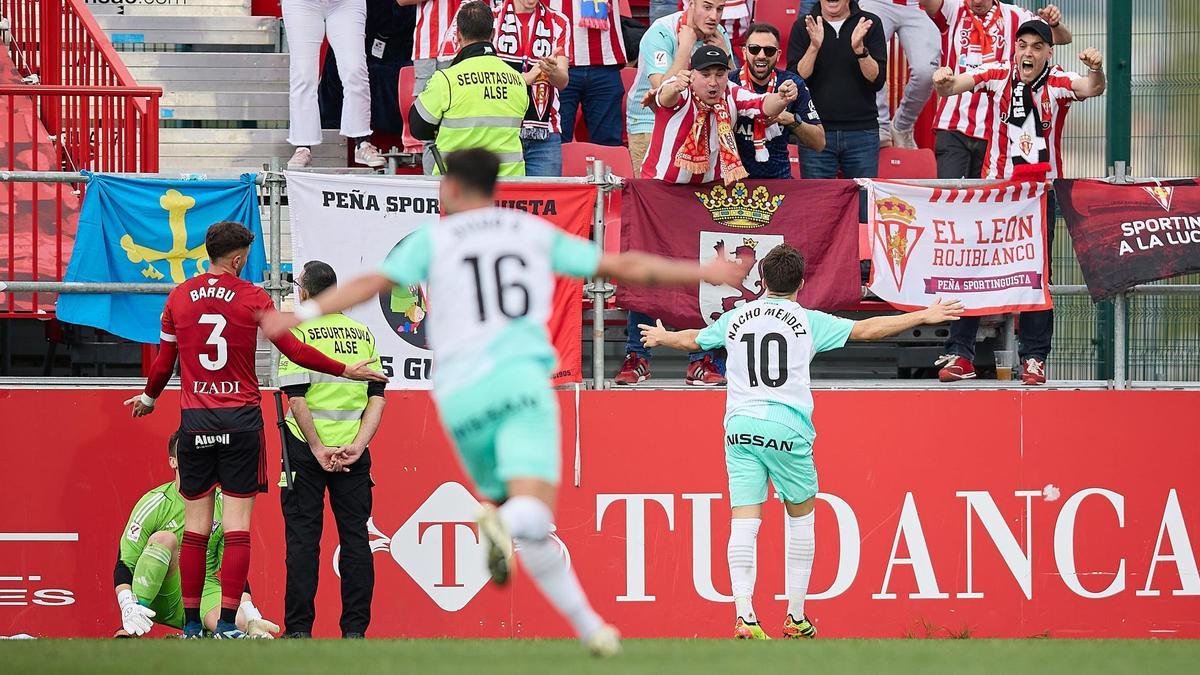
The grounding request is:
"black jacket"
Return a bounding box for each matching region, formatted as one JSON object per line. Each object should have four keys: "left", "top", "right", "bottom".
{"left": 786, "top": 0, "right": 887, "bottom": 130}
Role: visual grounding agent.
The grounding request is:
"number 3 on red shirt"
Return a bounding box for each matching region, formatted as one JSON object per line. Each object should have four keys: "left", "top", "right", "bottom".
{"left": 198, "top": 313, "right": 229, "bottom": 371}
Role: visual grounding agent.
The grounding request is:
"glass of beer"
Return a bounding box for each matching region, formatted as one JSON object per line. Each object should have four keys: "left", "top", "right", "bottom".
{"left": 995, "top": 350, "right": 1016, "bottom": 381}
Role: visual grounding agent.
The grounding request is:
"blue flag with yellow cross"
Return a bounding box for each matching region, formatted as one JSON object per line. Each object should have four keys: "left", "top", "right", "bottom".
{"left": 56, "top": 172, "right": 267, "bottom": 343}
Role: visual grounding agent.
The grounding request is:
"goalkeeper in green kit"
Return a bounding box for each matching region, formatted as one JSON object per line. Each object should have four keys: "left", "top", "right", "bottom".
{"left": 113, "top": 431, "right": 279, "bottom": 638}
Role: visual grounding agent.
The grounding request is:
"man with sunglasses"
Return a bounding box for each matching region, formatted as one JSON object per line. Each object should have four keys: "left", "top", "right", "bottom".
{"left": 731, "top": 23, "right": 824, "bottom": 179}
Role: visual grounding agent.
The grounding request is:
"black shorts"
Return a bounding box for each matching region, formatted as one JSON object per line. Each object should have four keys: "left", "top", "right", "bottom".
{"left": 178, "top": 429, "right": 268, "bottom": 499}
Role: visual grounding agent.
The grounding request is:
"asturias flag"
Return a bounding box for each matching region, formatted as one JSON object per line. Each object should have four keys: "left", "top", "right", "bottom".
{"left": 56, "top": 173, "right": 266, "bottom": 343}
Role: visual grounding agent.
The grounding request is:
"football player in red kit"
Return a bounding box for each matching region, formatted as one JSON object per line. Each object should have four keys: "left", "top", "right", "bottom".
{"left": 125, "top": 220, "right": 387, "bottom": 638}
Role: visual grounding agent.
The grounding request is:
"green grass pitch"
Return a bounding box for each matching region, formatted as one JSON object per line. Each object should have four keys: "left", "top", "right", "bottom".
{"left": 4, "top": 639, "right": 1198, "bottom": 675}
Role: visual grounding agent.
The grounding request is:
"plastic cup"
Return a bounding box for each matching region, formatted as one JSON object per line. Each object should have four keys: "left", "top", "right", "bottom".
{"left": 995, "top": 350, "right": 1016, "bottom": 381}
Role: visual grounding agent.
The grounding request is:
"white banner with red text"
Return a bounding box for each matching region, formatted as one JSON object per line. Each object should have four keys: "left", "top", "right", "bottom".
{"left": 2, "top": 388, "right": 1198, "bottom": 639}
{"left": 864, "top": 179, "right": 1052, "bottom": 316}
{"left": 287, "top": 172, "right": 593, "bottom": 387}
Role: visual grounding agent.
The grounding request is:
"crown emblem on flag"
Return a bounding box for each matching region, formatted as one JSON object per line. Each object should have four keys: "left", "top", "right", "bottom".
{"left": 876, "top": 197, "right": 917, "bottom": 223}
{"left": 695, "top": 182, "right": 785, "bottom": 229}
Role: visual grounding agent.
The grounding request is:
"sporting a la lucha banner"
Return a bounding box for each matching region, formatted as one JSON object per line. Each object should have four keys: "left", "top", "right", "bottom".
{"left": 1055, "top": 179, "right": 1200, "bottom": 301}
{"left": 287, "top": 172, "right": 594, "bottom": 388}
{"left": 865, "top": 179, "right": 1051, "bottom": 316}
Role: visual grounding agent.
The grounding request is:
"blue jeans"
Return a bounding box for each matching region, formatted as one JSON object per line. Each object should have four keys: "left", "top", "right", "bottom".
{"left": 521, "top": 133, "right": 563, "bottom": 177}
{"left": 799, "top": 128, "right": 880, "bottom": 222}
{"left": 944, "top": 192, "right": 1058, "bottom": 362}
{"left": 626, "top": 311, "right": 722, "bottom": 369}
{"left": 649, "top": 0, "right": 677, "bottom": 22}
{"left": 559, "top": 66, "right": 624, "bottom": 146}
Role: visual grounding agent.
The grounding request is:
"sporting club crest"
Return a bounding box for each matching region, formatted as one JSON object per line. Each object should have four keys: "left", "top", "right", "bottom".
{"left": 1143, "top": 185, "right": 1174, "bottom": 212}
{"left": 874, "top": 196, "right": 925, "bottom": 291}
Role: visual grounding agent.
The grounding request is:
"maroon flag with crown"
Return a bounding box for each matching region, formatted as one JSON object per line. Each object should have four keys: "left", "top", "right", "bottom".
{"left": 1056, "top": 179, "right": 1200, "bottom": 301}
{"left": 617, "top": 179, "right": 861, "bottom": 329}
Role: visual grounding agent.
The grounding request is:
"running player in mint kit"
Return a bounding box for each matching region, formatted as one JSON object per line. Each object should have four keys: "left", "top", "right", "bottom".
{"left": 260, "top": 147, "right": 747, "bottom": 655}
{"left": 125, "top": 221, "right": 387, "bottom": 639}
{"left": 641, "top": 244, "right": 964, "bottom": 640}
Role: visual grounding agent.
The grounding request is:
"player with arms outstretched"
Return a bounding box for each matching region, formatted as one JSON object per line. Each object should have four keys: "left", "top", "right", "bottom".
{"left": 261, "top": 148, "right": 747, "bottom": 655}
{"left": 114, "top": 430, "right": 279, "bottom": 638}
{"left": 641, "top": 245, "right": 963, "bottom": 639}
{"left": 124, "top": 221, "right": 387, "bottom": 638}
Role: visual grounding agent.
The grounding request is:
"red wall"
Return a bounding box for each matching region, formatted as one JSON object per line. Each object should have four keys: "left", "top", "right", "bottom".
{"left": 1, "top": 388, "right": 1198, "bottom": 638}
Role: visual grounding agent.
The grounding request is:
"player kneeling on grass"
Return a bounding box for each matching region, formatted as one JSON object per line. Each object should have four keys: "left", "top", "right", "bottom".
{"left": 641, "top": 245, "right": 963, "bottom": 639}
{"left": 114, "top": 430, "right": 279, "bottom": 639}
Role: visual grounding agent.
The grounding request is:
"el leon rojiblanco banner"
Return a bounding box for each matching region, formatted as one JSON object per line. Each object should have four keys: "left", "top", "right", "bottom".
{"left": 865, "top": 179, "right": 1052, "bottom": 316}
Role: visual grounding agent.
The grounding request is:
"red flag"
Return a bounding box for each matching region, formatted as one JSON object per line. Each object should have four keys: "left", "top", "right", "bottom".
{"left": 616, "top": 179, "right": 861, "bottom": 328}
{"left": 494, "top": 182, "right": 595, "bottom": 385}
{"left": 1056, "top": 179, "right": 1200, "bottom": 301}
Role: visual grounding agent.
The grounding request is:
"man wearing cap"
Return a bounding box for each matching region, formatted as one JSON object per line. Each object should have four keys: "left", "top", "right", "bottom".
{"left": 919, "top": 0, "right": 1071, "bottom": 180}
{"left": 613, "top": 44, "right": 797, "bottom": 389}
{"left": 932, "top": 21, "right": 1105, "bottom": 386}
{"left": 627, "top": 0, "right": 734, "bottom": 174}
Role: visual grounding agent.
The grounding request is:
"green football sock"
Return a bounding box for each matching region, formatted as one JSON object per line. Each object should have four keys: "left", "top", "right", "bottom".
{"left": 132, "top": 542, "right": 173, "bottom": 604}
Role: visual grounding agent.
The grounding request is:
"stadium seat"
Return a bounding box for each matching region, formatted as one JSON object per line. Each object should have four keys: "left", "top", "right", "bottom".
{"left": 877, "top": 147, "right": 937, "bottom": 179}
{"left": 753, "top": 2, "right": 800, "bottom": 66}
{"left": 398, "top": 66, "right": 422, "bottom": 153}
{"left": 562, "top": 142, "right": 631, "bottom": 260}
{"left": 562, "top": 142, "right": 634, "bottom": 178}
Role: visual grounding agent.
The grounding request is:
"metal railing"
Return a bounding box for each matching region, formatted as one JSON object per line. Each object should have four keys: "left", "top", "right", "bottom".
{"left": 0, "top": 0, "right": 161, "bottom": 173}
{"left": 1, "top": 169, "right": 1199, "bottom": 390}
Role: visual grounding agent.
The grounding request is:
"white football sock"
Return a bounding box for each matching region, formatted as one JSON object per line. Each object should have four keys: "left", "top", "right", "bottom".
{"left": 786, "top": 511, "right": 816, "bottom": 619}
{"left": 501, "top": 496, "right": 604, "bottom": 640}
{"left": 727, "top": 518, "right": 761, "bottom": 622}
{"left": 516, "top": 536, "right": 604, "bottom": 640}
{"left": 499, "top": 495, "right": 552, "bottom": 540}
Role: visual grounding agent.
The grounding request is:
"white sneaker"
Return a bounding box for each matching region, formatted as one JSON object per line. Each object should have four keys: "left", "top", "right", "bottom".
{"left": 891, "top": 125, "right": 917, "bottom": 149}
{"left": 584, "top": 624, "right": 621, "bottom": 657}
{"left": 878, "top": 125, "right": 894, "bottom": 148}
{"left": 354, "top": 141, "right": 385, "bottom": 168}
{"left": 287, "top": 147, "right": 311, "bottom": 169}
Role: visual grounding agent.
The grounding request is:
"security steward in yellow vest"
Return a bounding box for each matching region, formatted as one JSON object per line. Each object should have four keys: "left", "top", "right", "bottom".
{"left": 407, "top": 0, "right": 529, "bottom": 176}
{"left": 277, "top": 260, "right": 386, "bottom": 639}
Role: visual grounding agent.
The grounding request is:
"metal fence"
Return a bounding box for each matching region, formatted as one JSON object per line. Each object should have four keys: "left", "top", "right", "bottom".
{"left": 2, "top": 169, "right": 1199, "bottom": 390}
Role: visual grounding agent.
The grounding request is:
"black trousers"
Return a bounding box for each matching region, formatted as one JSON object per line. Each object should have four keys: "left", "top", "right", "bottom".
{"left": 281, "top": 431, "right": 374, "bottom": 635}
{"left": 935, "top": 129, "right": 988, "bottom": 179}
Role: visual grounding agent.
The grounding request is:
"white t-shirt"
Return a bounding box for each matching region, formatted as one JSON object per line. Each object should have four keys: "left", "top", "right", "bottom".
{"left": 697, "top": 297, "right": 854, "bottom": 443}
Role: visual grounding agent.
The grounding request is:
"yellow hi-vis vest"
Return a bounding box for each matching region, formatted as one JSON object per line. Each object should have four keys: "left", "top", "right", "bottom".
{"left": 413, "top": 42, "right": 529, "bottom": 176}
{"left": 276, "top": 313, "right": 382, "bottom": 447}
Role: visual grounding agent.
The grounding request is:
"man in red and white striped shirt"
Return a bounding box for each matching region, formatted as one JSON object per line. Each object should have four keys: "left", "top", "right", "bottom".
{"left": 547, "top": 0, "right": 629, "bottom": 147}
{"left": 919, "top": 0, "right": 1071, "bottom": 179}
{"left": 642, "top": 45, "right": 795, "bottom": 184}
{"left": 930, "top": 21, "right": 1105, "bottom": 385}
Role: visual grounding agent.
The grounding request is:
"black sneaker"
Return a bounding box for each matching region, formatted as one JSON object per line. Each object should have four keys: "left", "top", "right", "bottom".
{"left": 343, "top": 632, "right": 365, "bottom": 639}
{"left": 282, "top": 631, "right": 312, "bottom": 639}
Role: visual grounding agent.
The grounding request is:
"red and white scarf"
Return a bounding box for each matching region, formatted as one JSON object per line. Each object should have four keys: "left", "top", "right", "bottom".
{"left": 962, "top": 2, "right": 1001, "bottom": 65}
{"left": 738, "top": 63, "right": 776, "bottom": 162}
{"left": 644, "top": 84, "right": 747, "bottom": 185}
{"left": 494, "top": 0, "right": 557, "bottom": 136}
